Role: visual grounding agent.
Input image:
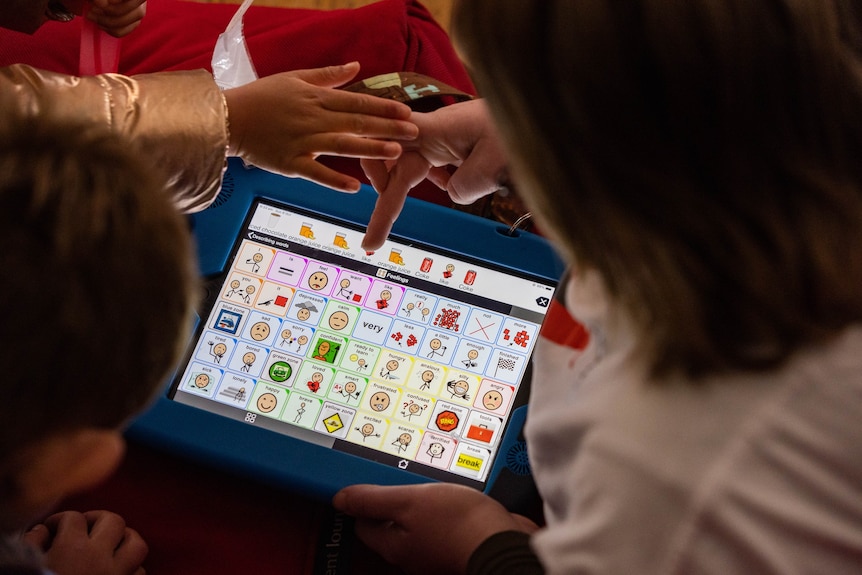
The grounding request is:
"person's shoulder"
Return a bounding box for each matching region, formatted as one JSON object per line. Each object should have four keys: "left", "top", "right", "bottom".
{"left": 653, "top": 326, "right": 862, "bottom": 572}
{"left": 530, "top": 325, "right": 862, "bottom": 573}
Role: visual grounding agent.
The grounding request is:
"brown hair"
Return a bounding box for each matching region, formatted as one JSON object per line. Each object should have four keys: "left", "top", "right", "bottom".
{"left": 454, "top": 0, "right": 862, "bottom": 378}
{"left": 0, "top": 119, "right": 198, "bottom": 464}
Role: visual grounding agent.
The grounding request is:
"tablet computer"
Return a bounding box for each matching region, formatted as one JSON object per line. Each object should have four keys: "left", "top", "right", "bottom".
{"left": 130, "top": 160, "right": 563, "bottom": 500}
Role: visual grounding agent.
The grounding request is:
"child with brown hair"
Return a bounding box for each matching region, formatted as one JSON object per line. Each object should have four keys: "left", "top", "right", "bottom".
{"left": 336, "top": 1, "right": 862, "bottom": 573}
{"left": 0, "top": 116, "right": 198, "bottom": 574}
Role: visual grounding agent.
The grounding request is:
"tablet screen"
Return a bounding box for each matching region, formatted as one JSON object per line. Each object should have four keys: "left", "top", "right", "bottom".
{"left": 170, "top": 198, "right": 556, "bottom": 490}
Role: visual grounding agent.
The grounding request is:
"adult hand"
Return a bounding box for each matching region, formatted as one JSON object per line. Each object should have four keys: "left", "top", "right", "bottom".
{"left": 333, "top": 482, "right": 537, "bottom": 575}
{"left": 360, "top": 98, "right": 509, "bottom": 251}
{"left": 87, "top": 0, "right": 147, "bottom": 37}
{"left": 23, "top": 510, "right": 148, "bottom": 575}
{"left": 224, "top": 62, "right": 419, "bottom": 193}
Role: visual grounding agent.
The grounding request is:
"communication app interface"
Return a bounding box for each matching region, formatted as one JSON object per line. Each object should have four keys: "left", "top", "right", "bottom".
{"left": 173, "top": 200, "right": 555, "bottom": 487}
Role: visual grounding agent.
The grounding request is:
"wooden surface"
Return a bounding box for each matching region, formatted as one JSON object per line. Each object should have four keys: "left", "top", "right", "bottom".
{"left": 190, "top": 0, "right": 453, "bottom": 31}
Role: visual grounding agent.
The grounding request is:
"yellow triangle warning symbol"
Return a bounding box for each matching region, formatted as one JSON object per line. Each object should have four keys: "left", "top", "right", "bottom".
{"left": 323, "top": 413, "right": 344, "bottom": 433}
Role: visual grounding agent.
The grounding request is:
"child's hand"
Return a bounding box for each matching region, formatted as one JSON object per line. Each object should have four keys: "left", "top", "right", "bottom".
{"left": 333, "top": 482, "right": 537, "bottom": 575}
{"left": 87, "top": 0, "right": 147, "bottom": 37}
{"left": 223, "top": 62, "right": 419, "bottom": 194}
{"left": 23, "top": 510, "right": 148, "bottom": 575}
{"left": 359, "top": 99, "right": 509, "bottom": 251}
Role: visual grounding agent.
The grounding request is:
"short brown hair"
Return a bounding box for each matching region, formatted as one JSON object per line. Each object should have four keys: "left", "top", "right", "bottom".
{"left": 0, "top": 119, "right": 198, "bottom": 464}
{"left": 454, "top": 0, "right": 862, "bottom": 378}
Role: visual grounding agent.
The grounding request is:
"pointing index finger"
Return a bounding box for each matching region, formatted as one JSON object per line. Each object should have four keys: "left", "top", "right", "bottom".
{"left": 361, "top": 152, "right": 431, "bottom": 251}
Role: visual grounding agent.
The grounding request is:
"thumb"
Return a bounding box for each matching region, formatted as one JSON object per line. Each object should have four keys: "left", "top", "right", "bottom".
{"left": 289, "top": 61, "right": 361, "bottom": 88}
{"left": 426, "top": 166, "right": 452, "bottom": 191}
{"left": 447, "top": 140, "right": 508, "bottom": 205}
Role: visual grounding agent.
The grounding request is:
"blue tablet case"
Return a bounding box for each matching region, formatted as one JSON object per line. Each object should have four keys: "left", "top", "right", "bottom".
{"left": 129, "top": 159, "right": 563, "bottom": 503}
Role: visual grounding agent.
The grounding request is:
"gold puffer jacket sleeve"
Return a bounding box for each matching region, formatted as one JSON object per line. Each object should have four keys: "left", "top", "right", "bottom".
{"left": 0, "top": 64, "right": 228, "bottom": 213}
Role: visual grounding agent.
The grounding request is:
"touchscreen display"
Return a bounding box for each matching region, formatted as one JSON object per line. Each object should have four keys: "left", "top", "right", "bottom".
{"left": 170, "top": 198, "right": 556, "bottom": 489}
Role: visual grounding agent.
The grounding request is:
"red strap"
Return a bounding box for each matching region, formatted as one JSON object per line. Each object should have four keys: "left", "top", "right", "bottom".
{"left": 79, "top": 9, "right": 121, "bottom": 75}
{"left": 540, "top": 297, "right": 591, "bottom": 351}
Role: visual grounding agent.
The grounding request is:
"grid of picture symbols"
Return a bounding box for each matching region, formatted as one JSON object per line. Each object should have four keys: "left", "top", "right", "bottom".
{"left": 177, "top": 236, "right": 541, "bottom": 482}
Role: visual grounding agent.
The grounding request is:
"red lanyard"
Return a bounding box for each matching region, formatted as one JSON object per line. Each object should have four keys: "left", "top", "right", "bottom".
{"left": 79, "top": 7, "right": 121, "bottom": 75}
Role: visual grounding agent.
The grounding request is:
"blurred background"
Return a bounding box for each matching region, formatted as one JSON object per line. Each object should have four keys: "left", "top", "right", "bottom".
{"left": 194, "top": 0, "right": 454, "bottom": 31}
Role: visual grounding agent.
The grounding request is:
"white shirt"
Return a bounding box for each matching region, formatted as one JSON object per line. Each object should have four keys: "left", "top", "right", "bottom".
{"left": 526, "top": 273, "right": 862, "bottom": 574}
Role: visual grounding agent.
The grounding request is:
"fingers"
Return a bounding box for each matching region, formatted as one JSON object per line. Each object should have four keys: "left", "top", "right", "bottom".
{"left": 360, "top": 158, "right": 394, "bottom": 194}
{"left": 295, "top": 66, "right": 411, "bottom": 117}
{"left": 84, "top": 511, "right": 148, "bottom": 574}
{"left": 324, "top": 92, "right": 416, "bottom": 125}
{"left": 350, "top": 518, "right": 412, "bottom": 567}
{"left": 293, "top": 157, "right": 362, "bottom": 193}
{"left": 42, "top": 510, "right": 147, "bottom": 555}
{"left": 288, "top": 61, "right": 362, "bottom": 89}
{"left": 310, "top": 135, "right": 404, "bottom": 160}
{"left": 85, "top": 511, "right": 149, "bottom": 566}
{"left": 290, "top": 64, "right": 413, "bottom": 122}
{"left": 335, "top": 483, "right": 523, "bottom": 575}
{"left": 333, "top": 484, "right": 423, "bottom": 521}
{"left": 301, "top": 92, "right": 417, "bottom": 140}
{"left": 512, "top": 513, "right": 542, "bottom": 534}
{"left": 446, "top": 138, "right": 509, "bottom": 205}
{"left": 223, "top": 67, "right": 418, "bottom": 185}
{"left": 426, "top": 166, "right": 452, "bottom": 190}
{"left": 361, "top": 152, "right": 431, "bottom": 251}
{"left": 89, "top": 0, "right": 147, "bottom": 18}
{"left": 323, "top": 109, "right": 418, "bottom": 141}
{"left": 115, "top": 527, "right": 148, "bottom": 569}
{"left": 286, "top": 137, "right": 404, "bottom": 192}
{"left": 41, "top": 510, "right": 88, "bottom": 534}
{"left": 38, "top": 511, "right": 149, "bottom": 575}
{"left": 84, "top": 509, "right": 130, "bottom": 543}
{"left": 88, "top": 0, "right": 147, "bottom": 37}
{"left": 22, "top": 523, "right": 52, "bottom": 551}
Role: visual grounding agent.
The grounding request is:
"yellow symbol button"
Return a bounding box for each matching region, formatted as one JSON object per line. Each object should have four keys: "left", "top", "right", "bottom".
{"left": 456, "top": 453, "right": 484, "bottom": 471}
{"left": 323, "top": 413, "right": 344, "bottom": 434}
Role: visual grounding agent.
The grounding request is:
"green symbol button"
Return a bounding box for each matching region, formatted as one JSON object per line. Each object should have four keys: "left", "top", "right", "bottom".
{"left": 269, "top": 361, "right": 292, "bottom": 383}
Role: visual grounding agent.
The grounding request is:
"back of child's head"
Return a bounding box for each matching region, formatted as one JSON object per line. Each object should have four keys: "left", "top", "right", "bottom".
{"left": 454, "top": 0, "right": 862, "bottom": 377}
{"left": 0, "top": 119, "right": 198, "bottom": 473}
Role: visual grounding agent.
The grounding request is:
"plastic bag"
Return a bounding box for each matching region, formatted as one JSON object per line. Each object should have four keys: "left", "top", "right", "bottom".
{"left": 211, "top": 0, "right": 259, "bottom": 89}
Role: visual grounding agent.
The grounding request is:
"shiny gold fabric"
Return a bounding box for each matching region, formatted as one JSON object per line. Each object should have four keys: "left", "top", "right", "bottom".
{"left": 0, "top": 64, "right": 227, "bottom": 213}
